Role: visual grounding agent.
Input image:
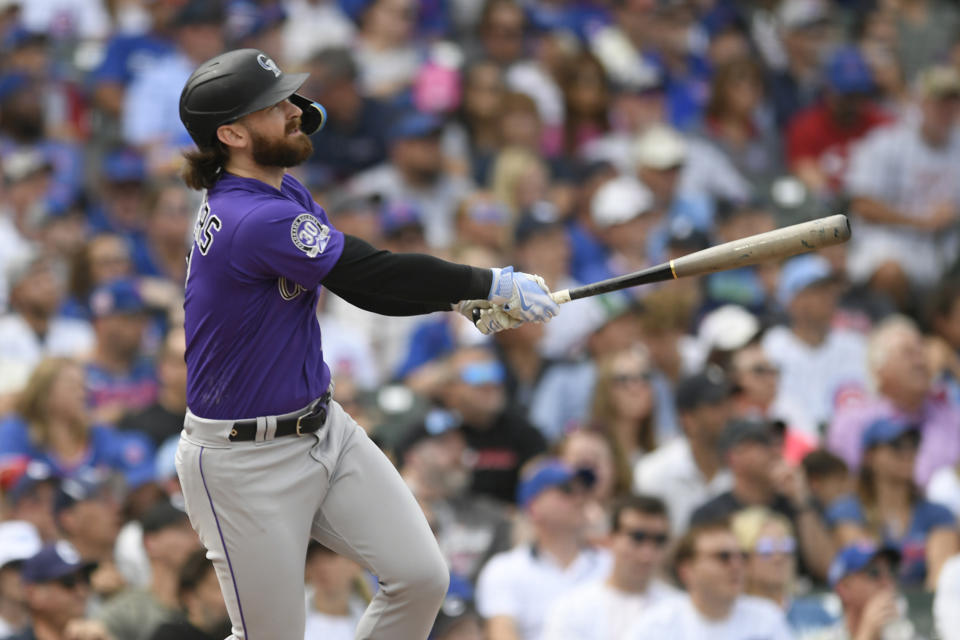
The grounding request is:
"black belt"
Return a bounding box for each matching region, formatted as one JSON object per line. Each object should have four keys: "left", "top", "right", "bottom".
{"left": 228, "top": 392, "right": 331, "bottom": 442}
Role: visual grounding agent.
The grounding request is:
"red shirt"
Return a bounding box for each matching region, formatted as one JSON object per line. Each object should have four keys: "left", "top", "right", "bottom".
{"left": 786, "top": 101, "right": 892, "bottom": 193}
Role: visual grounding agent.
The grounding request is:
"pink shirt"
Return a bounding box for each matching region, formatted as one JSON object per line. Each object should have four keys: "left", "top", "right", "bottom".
{"left": 827, "top": 388, "right": 960, "bottom": 488}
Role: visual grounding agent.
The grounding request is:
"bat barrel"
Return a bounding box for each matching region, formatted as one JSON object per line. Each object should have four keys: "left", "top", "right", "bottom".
{"left": 671, "top": 213, "right": 850, "bottom": 279}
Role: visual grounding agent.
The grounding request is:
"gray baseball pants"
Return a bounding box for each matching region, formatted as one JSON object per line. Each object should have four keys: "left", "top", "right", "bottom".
{"left": 175, "top": 397, "right": 449, "bottom": 639}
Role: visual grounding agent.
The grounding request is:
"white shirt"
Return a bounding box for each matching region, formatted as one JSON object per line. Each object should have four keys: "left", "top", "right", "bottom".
{"left": 625, "top": 594, "right": 793, "bottom": 640}
{"left": 542, "top": 578, "right": 679, "bottom": 640}
{"left": 283, "top": 0, "right": 356, "bottom": 65}
{"left": 927, "top": 466, "right": 960, "bottom": 520}
{"left": 633, "top": 438, "right": 733, "bottom": 535}
{"left": 0, "top": 314, "right": 94, "bottom": 390}
{"left": 476, "top": 544, "right": 612, "bottom": 640}
{"left": 845, "top": 120, "right": 960, "bottom": 285}
{"left": 935, "top": 554, "right": 960, "bottom": 640}
{"left": 762, "top": 326, "right": 869, "bottom": 439}
{"left": 303, "top": 612, "right": 359, "bottom": 640}
{"left": 20, "top": 0, "right": 111, "bottom": 40}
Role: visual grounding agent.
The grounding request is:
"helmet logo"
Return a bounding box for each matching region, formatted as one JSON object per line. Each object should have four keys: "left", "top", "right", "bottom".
{"left": 257, "top": 54, "right": 281, "bottom": 78}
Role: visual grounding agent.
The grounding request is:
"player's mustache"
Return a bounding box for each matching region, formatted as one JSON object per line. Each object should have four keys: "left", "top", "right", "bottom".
{"left": 286, "top": 117, "right": 302, "bottom": 133}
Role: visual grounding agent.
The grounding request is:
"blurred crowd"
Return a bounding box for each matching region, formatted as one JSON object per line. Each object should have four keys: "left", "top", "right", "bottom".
{"left": 2, "top": 0, "right": 960, "bottom": 639}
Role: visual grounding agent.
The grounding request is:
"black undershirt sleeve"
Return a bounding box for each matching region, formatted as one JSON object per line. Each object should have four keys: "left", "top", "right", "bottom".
{"left": 322, "top": 234, "right": 493, "bottom": 317}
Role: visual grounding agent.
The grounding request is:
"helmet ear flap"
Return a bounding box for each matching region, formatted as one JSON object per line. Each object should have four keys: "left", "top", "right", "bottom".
{"left": 290, "top": 94, "right": 326, "bottom": 135}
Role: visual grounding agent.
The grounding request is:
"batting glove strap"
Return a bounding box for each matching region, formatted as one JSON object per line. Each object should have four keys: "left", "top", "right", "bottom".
{"left": 487, "top": 266, "right": 515, "bottom": 306}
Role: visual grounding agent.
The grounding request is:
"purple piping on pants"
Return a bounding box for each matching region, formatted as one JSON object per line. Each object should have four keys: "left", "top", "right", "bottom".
{"left": 199, "top": 447, "right": 249, "bottom": 639}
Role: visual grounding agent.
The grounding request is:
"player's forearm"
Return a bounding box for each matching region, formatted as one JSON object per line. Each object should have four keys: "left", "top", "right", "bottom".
{"left": 324, "top": 235, "right": 492, "bottom": 305}
{"left": 326, "top": 285, "right": 450, "bottom": 316}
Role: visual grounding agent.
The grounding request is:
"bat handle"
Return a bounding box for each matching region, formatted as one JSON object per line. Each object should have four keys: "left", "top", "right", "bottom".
{"left": 470, "top": 288, "right": 572, "bottom": 323}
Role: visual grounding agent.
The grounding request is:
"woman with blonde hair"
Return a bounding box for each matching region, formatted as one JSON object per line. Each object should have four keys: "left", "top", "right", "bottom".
{"left": 0, "top": 357, "right": 154, "bottom": 485}
{"left": 732, "top": 507, "right": 834, "bottom": 634}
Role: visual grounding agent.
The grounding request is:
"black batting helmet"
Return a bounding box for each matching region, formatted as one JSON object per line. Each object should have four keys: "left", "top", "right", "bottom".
{"left": 179, "top": 48, "right": 326, "bottom": 148}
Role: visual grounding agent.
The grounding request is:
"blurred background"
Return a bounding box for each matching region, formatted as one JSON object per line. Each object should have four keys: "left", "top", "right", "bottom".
{"left": 2, "top": 0, "right": 960, "bottom": 639}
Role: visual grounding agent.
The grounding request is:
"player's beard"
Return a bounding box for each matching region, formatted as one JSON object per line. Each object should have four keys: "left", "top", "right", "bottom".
{"left": 250, "top": 121, "right": 313, "bottom": 168}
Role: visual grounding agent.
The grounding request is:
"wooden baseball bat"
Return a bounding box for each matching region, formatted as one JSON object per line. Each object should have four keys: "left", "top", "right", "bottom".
{"left": 550, "top": 213, "right": 851, "bottom": 303}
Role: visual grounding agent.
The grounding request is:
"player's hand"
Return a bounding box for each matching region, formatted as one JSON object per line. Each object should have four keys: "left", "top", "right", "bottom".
{"left": 488, "top": 266, "right": 560, "bottom": 323}
{"left": 453, "top": 299, "right": 521, "bottom": 335}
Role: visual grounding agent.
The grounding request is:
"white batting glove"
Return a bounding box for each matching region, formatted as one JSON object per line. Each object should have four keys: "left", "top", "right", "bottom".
{"left": 453, "top": 299, "right": 521, "bottom": 335}
{"left": 488, "top": 267, "right": 560, "bottom": 323}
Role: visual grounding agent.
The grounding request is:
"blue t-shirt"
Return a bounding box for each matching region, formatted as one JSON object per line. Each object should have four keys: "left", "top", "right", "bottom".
{"left": 86, "top": 359, "right": 158, "bottom": 416}
{"left": 90, "top": 33, "right": 174, "bottom": 87}
{"left": 826, "top": 495, "right": 956, "bottom": 584}
{"left": 0, "top": 414, "right": 155, "bottom": 488}
{"left": 184, "top": 173, "right": 345, "bottom": 419}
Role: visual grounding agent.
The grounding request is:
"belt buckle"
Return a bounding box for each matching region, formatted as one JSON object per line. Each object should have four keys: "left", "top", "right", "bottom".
{"left": 296, "top": 413, "right": 306, "bottom": 436}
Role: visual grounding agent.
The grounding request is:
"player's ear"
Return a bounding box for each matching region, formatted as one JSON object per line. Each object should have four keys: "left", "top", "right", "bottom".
{"left": 216, "top": 123, "right": 246, "bottom": 149}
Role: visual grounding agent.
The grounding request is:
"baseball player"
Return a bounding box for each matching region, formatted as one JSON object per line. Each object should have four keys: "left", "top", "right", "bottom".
{"left": 174, "top": 48, "right": 559, "bottom": 640}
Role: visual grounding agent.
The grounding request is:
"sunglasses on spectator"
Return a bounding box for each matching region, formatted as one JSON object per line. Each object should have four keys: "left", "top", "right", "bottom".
{"left": 54, "top": 573, "right": 86, "bottom": 589}
{"left": 625, "top": 529, "right": 669, "bottom": 547}
{"left": 753, "top": 536, "right": 796, "bottom": 556}
{"left": 885, "top": 432, "right": 920, "bottom": 452}
{"left": 700, "top": 549, "right": 747, "bottom": 565}
{"left": 611, "top": 372, "right": 653, "bottom": 386}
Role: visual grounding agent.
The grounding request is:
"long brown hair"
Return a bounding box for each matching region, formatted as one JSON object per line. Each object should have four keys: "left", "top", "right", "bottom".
{"left": 181, "top": 141, "right": 229, "bottom": 191}
{"left": 705, "top": 57, "right": 764, "bottom": 122}
{"left": 15, "top": 357, "right": 87, "bottom": 447}
{"left": 591, "top": 346, "right": 657, "bottom": 488}
{"left": 856, "top": 449, "right": 920, "bottom": 536}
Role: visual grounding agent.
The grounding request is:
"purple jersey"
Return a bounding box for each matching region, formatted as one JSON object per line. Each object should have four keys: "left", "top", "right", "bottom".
{"left": 184, "top": 173, "right": 344, "bottom": 419}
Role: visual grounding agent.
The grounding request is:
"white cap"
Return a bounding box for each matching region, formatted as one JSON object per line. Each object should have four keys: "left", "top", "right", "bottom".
{"left": 0, "top": 521, "right": 42, "bottom": 568}
{"left": 698, "top": 305, "right": 760, "bottom": 352}
{"left": 778, "top": 0, "right": 828, "bottom": 31}
{"left": 633, "top": 124, "right": 687, "bottom": 170}
{"left": 590, "top": 176, "right": 654, "bottom": 228}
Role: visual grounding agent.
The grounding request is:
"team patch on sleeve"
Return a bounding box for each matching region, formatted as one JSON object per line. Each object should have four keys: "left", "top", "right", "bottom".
{"left": 290, "top": 213, "right": 331, "bottom": 258}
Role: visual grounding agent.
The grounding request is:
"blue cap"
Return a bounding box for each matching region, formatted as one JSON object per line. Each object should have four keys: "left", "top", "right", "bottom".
{"left": 458, "top": 361, "right": 505, "bottom": 386}
{"left": 21, "top": 542, "right": 93, "bottom": 584}
{"left": 516, "top": 460, "right": 595, "bottom": 508}
{"left": 8, "top": 461, "right": 59, "bottom": 506}
{"left": 828, "top": 542, "right": 900, "bottom": 587}
{"left": 381, "top": 201, "right": 423, "bottom": 236}
{"left": 861, "top": 417, "right": 918, "bottom": 449}
{"left": 226, "top": 0, "right": 287, "bottom": 42}
{"left": 0, "top": 72, "right": 30, "bottom": 102}
{"left": 777, "top": 254, "right": 834, "bottom": 307}
{"left": 103, "top": 148, "right": 145, "bottom": 183}
{"left": 826, "top": 46, "right": 874, "bottom": 95}
{"left": 389, "top": 112, "right": 443, "bottom": 142}
{"left": 89, "top": 278, "right": 146, "bottom": 317}
{"left": 53, "top": 471, "right": 109, "bottom": 515}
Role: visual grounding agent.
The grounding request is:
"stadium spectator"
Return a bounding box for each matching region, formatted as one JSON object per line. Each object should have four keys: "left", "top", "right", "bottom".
{"left": 0, "top": 358, "right": 155, "bottom": 488}
{"left": 557, "top": 428, "right": 621, "bottom": 539}
{"left": 0, "top": 251, "right": 94, "bottom": 395}
{"left": 825, "top": 543, "right": 916, "bottom": 640}
{"left": 690, "top": 417, "right": 835, "bottom": 580}
{"left": 117, "top": 327, "right": 186, "bottom": 449}
{"left": 845, "top": 65, "right": 960, "bottom": 306}
{"left": 8, "top": 543, "right": 111, "bottom": 640}
{"left": 624, "top": 519, "right": 793, "bottom": 640}
{"left": 438, "top": 346, "right": 546, "bottom": 504}
{"left": 786, "top": 46, "right": 891, "bottom": 198}
{"left": 353, "top": 0, "right": 422, "bottom": 100}
{"left": 0, "top": 520, "right": 42, "bottom": 636}
{"left": 85, "top": 279, "right": 158, "bottom": 425}
{"left": 303, "top": 542, "right": 369, "bottom": 640}
{"left": 935, "top": 551, "right": 960, "bottom": 640}
{"left": 542, "top": 495, "right": 679, "bottom": 639}
{"left": 634, "top": 367, "right": 734, "bottom": 535}
{"left": 828, "top": 315, "right": 960, "bottom": 488}
{"left": 396, "top": 408, "right": 512, "bottom": 583}
{"left": 826, "top": 417, "right": 958, "bottom": 589}
{"left": 763, "top": 254, "right": 870, "bottom": 438}
{"left": 476, "top": 459, "right": 611, "bottom": 640}
{"left": 149, "top": 548, "right": 232, "bottom": 640}
{"left": 97, "top": 500, "right": 200, "bottom": 640}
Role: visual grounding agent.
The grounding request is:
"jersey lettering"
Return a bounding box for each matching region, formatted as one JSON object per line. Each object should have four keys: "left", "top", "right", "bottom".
{"left": 186, "top": 198, "right": 222, "bottom": 284}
